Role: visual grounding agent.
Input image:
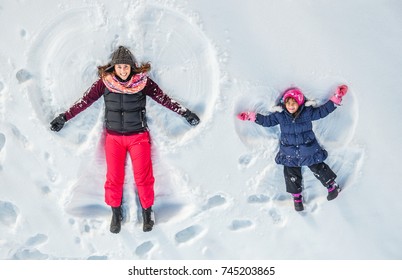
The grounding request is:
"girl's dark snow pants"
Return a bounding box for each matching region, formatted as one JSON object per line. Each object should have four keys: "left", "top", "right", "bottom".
{"left": 284, "top": 162, "right": 337, "bottom": 194}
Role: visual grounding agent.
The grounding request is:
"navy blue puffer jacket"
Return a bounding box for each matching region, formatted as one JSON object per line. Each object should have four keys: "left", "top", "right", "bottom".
{"left": 255, "top": 100, "right": 337, "bottom": 167}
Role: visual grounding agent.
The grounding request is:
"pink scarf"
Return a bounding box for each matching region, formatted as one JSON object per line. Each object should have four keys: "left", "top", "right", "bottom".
{"left": 103, "top": 72, "right": 148, "bottom": 94}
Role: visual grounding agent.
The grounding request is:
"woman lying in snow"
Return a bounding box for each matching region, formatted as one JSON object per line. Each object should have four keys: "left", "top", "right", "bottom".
{"left": 50, "top": 46, "right": 200, "bottom": 233}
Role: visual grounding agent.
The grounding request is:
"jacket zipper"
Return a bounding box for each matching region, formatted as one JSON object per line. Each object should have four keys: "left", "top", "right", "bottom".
{"left": 120, "top": 94, "right": 124, "bottom": 132}
{"left": 292, "top": 108, "right": 302, "bottom": 123}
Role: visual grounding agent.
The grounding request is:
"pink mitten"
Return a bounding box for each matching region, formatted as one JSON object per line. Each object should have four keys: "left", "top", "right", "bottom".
{"left": 331, "top": 85, "right": 348, "bottom": 105}
{"left": 237, "top": 112, "right": 256, "bottom": 122}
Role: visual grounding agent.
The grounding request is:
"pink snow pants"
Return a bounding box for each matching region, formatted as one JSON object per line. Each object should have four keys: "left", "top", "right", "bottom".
{"left": 104, "top": 131, "right": 155, "bottom": 209}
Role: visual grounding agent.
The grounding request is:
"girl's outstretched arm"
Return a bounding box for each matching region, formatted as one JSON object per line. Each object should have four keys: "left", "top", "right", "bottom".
{"left": 237, "top": 111, "right": 279, "bottom": 128}
{"left": 255, "top": 112, "right": 280, "bottom": 127}
{"left": 309, "top": 84, "right": 348, "bottom": 121}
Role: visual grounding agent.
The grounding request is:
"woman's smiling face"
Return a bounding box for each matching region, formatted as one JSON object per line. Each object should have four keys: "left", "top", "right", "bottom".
{"left": 114, "top": 64, "right": 131, "bottom": 80}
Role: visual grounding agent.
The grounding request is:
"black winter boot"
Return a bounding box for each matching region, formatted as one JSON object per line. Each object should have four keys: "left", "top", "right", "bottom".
{"left": 110, "top": 206, "right": 123, "bottom": 234}
{"left": 327, "top": 182, "right": 340, "bottom": 201}
{"left": 292, "top": 193, "right": 304, "bottom": 211}
{"left": 142, "top": 207, "right": 154, "bottom": 232}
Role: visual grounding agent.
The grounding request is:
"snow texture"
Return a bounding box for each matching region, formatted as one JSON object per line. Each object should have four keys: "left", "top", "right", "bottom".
{"left": 0, "top": 0, "right": 402, "bottom": 260}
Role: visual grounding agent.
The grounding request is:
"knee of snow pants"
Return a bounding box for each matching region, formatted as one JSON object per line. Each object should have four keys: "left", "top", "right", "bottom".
{"left": 283, "top": 166, "right": 303, "bottom": 194}
{"left": 308, "top": 162, "right": 337, "bottom": 186}
{"left": 104, "top": 131, "right": 155, "bottom": 208}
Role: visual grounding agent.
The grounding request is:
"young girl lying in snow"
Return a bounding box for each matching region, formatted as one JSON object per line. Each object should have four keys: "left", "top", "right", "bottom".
{"left": 237, "top": 85, "right": 348, "bottom": 211}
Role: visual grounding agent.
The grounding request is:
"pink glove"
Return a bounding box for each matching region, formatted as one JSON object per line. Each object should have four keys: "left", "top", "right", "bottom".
{"left": 237, "top": 112, "right": 256, "bottom": 122}
{"left": 330, "top": 85, "right": 348, "bottom": 105}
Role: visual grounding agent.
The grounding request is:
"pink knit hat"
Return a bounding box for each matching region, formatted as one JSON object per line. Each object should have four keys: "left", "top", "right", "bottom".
{"left": 282, "top": 87, "right": 305, "bottom": 106}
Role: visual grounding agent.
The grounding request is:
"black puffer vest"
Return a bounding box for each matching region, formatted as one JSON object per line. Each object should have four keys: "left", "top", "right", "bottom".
{"left": 103, "top": 88, "right": 147, "bottom": 134}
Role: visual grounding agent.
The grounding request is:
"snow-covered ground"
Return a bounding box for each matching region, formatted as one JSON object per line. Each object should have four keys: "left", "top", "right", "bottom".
{"left": 1, "top": 0, "right": 402, "bottom": 276}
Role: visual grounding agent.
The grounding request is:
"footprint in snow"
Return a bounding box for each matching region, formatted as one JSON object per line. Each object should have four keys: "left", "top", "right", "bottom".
{"left": 135, "top": 241, "right": 154, "bottom": 257}
{"left": 175, "top": 225, "right": 203, "bottom": 244}
{"left": 25, "top": 233, "right": 48, "bottom": 247}
{"left": 229, "top": 219, "right": 253, "bottom": 231}
{"left": 267, "top": 208, "right": 286, "bottom": 226}
{"left": 15, "top": 69, "right": 32, "bottom": 84}
{"left": 202, "top": 194, "right": 227, "bottom": 211}
{"left": 0, "top": 201, "right": 19, "bottom": 227}
{"left": 12, "top": 248, "right": 49, "bottom": 260}
{"left": 247, "top": 194, "right": 269, "bottom": 204}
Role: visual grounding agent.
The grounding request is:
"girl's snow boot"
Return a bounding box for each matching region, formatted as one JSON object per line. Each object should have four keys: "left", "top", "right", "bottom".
{"left": 292, "top": 193, "right": 304, "bottom": 211}
{"left": 327, "top": 182, "right": 340, "bottom": 201}
{"left": 142, "top": 207, "right": 154, "bottom": 232}
{"left": 110, "top": 206, "right": 123, "bottom": 234}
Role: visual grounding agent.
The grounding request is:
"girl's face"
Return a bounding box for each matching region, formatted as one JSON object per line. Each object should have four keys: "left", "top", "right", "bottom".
{"left": 285, "top": 98, "right": 299, "bottom": 114}
{"left": 114, "top": 64, "right": 131, "bottom": 80}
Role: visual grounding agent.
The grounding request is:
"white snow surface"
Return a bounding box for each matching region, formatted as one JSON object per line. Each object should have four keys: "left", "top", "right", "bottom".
{"left": 0, "top": 0, "right": 402, "bottom": 260}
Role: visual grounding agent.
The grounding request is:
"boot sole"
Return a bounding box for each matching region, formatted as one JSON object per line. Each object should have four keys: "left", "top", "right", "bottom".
{"left": 143, "top": 221, "right": 154, "bottom": 232}
{"left": 110, "top": 225, "right": 121, "bottom": 234}
{"left": 327, "top": 188, "right": 340, "bottom": 201}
